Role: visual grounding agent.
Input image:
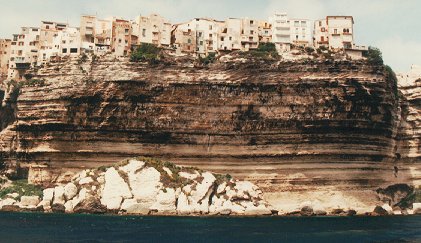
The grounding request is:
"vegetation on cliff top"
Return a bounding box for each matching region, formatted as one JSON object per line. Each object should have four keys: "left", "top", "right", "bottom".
{"left": 130, "top": 43, "right": 162, "bottom": 64}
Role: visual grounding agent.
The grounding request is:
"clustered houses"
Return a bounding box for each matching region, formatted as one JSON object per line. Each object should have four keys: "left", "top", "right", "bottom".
{"left": 0, "top": 12, "right": 368, "bottom": 80}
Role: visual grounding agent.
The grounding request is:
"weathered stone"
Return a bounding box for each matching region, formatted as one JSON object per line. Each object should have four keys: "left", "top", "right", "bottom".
{"left": 300, "top": 206, "right": 314, "bottom": 216}
{"left": 314, "top": 210, "right": 327, "bottom": 216}
{"left": 43, "top": 188, "right": 55, "bottom": 202}
{"left": 373, "top": 206, "right": 389, "bottom": 216}
{"left": 121, "top": 199, "right": 150, "bottom": 214}
{"left": 119, "top": 160, "right": 145, "bottom": 175}
{"left": 20, "top": 196, "right": 40, "bottom": 207}
{"left": 51, "top": 203, "right": 65, "bottom": 213}
{"left": 53, "top": 186, "right": 65, "bottom": 205}
{"left": 74, "top": 197, "right": 107, "bottom": 214}
{"left": 347, "top": 209, "right": 357, "bottom": 216}
{"left": 64, "top": 200, "right": 74, "bottom": 213}
{"left": 79, "top": 177, "right": 94, "bottom": 185}
{"left": 0, "top": 198, "right": 17, "bottom": 208}
{"left": 64, "top": 183, "right": 78, "bottom": 200}
{"left": 100, "top": 167, "right": 132, "bottom": 210}
{"left": 129, "top": 167, "right": 162, "bottom": 207}
{"left": 150, "top": 188, "right": 176, "bottom": 213}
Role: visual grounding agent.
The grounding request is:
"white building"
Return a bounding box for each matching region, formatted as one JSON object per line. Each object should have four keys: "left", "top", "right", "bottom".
{"left": 0, "top": 39, "right": 11, "bottom": 77}
{"left": 132, "top": 14, "right": 172, "bottom": 47}
{"left": 240, "top": 18, "right": 259, "bottom": 51}
{"left": 314, "top": 16, "right": 354, "bottom": 49}
{"left": 8, "top": 27, "right": 40, "bottom": 80}
{"left": 219, "top": 18, "right": 243, "bottom": 51}
{"left": 269, "top": 13, "right": 291, "bottom": 52}
{"left": 175, "top": 18, "right": 222, "bottom": 56}
{"left": 289, "top": 18, "right": 313, "bottom": 47}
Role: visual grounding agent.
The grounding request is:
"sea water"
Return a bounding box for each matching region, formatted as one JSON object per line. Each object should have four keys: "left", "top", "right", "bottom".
{"left": 0, "top": 212, "right": 420, "bottom": 242}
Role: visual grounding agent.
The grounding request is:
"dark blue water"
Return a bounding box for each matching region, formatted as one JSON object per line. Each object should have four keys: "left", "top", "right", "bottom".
{"left": 0, "top": 213, "right": 420, "bottom": 243}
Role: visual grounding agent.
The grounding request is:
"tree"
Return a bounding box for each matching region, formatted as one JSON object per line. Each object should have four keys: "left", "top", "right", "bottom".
{"left": 364, "top": 46, "right": 384, "bottom": 65}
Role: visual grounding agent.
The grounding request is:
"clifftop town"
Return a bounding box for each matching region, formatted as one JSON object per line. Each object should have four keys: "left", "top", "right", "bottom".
{"left": 0, "top": 13, "right": 367, "bottom": 82}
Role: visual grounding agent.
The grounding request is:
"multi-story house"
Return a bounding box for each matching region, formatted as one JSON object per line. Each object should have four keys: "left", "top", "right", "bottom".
{"left": 269, "top": 13, "right": 291, "bottom": 52}
{"left": 258, "top": 21, "right": 272, "bottom": 43}
{"left": 289, "top": 18, "right": 313, "bottom": 47}
{"left": 173, "top": 18, "right": 222, "bottom": 56}
{"left": 8, "top": 27, "right": 40, "bottom": 80}
{"left": 132, "top": 14, "right": 172, "bottom": 48}
{"left": 38, "top": 21, "right": 68, "bottom": 63}
{"left": 111, "top": 19, "right": 132, "bottom": 57}
{"left": 218, "top": 18, "right": 242, "bottom": 51}
{"left": 314, "top": 16, "right": 367, "bottom": 59}
{"left": 80, "top": 15, "right": 113, "bottom": 54}
{"left": 0, "top": 39, "right": 11, "bottom": 77}
{"left": 171, "top": 25, "right": 197, "bottom": 55}
{"left": 240, "top": 18, "right": 259, "bottom": 51}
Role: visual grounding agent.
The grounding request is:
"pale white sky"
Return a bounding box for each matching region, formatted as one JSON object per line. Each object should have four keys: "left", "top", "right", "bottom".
{"left": 1, "top": 0, "right": 420, "bottom": 72}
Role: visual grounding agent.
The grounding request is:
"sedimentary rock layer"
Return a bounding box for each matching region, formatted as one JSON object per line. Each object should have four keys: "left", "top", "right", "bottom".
{"left": 1, "top": 56, "right": 418, "bottom": 210}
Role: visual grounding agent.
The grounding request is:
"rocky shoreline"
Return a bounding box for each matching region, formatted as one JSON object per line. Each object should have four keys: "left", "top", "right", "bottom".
{"left": 1, "top": 157, "right": 420, "bottom": 217}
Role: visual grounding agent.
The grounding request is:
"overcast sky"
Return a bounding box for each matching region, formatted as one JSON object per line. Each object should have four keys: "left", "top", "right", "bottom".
{"left": 1, "top": 0, "right": 420, "bottom": 72}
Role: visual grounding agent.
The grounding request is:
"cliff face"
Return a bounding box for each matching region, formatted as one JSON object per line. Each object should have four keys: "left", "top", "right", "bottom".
{"left": 0, "top": 56, "right": 416, "bottom": 211}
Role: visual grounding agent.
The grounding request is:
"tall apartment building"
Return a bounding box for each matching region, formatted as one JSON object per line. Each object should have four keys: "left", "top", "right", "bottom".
{"left": 173, "top": 18, "right": 222, "bottom": 56}
{"left": 269, "top": 13, "right": 291, "bottom": 52}
{"left": 8, "top": 27, "right": 40, "bottom": 80}
{"left": 132, "top": 14, "right": 172, "bottom": 48}
{"left": 171, "top": 25, "right": 196, "bottom": 54}
{"left": 111, "top": 19, "right": 132, "bottom": 57}
{"left": 240, "top": 18, "right": 259, "bottom": 51}
{"left": 258, "top": 21, "right": 272, "bottom": 43}
{"left": 0, "top": 39, "right": 11, "bottom": 77}
{"left": 80, "top": 15, "right": 113, "bottom": 54}
{"left": 314, "top": 16, "right": 367, "bottom": 59}
{"left": 289, "top": 18, "right": 312, "bottom": 47}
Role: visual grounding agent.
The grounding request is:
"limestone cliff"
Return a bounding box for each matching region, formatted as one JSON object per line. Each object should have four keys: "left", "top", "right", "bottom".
{"left": 0, "top": 55, "right": 418, "bottom": 212}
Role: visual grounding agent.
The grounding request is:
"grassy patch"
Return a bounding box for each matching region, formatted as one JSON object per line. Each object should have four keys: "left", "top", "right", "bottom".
{"left": 0, "top": 179, "right": 43, "bottom": 200}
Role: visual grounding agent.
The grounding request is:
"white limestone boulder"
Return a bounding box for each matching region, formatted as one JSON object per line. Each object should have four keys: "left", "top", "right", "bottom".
{"left": 100, "top": 167, "right": 132, "bottom": 210}
{"left": 151, "top": 188, "right": 176, "bottom": 213}
{"left": 129, "top": 167, "right": 162, "bottom": 207}
{"left": 64, "top": 200, "right": 74, "bottom": 213}
{"left": 20, "top": 196, "right": 40, "bottom": 207}
{"left": 53, "top": 186, "right": 65, "bottom": 205}
{"left": 79, "top": 177, "right": 94, "bottom": 185}
{"left": 64, "top": 183, "right": 78, "bottom": 200}
{"left": 121, "top": 199, "right": 150, "bottom": 214}
{"left": 43, "top": 188, "right": 55, "bottom": 202}
{"left": 119, "top": 159, "right": 145, "bottom": 175}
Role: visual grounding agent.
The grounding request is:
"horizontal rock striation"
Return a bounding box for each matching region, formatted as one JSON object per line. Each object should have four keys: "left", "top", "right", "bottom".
{"left": 1, "top": 55, "right": 417, "bottom": 211}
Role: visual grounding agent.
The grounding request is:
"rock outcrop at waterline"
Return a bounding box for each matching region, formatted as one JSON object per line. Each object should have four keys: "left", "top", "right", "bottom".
{"left": 0, "top": 158, "right": 273, "bottom": 216}
{"left": 0, "top": 54, "right": 419, "bottom": 212}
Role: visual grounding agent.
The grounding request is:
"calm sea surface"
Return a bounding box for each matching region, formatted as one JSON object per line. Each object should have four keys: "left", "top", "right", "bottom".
{"left": 0, "top": 212, "right": 420, "bottom": 242}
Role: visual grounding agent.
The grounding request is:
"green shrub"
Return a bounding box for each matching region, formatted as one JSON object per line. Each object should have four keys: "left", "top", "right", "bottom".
{"left": 385, "top": 65, "right": 398, "bottom": 97}
{"left": 257, "top": 42, "right": 277, "bottom": 53}
{"left": 364, "top": 46, "right": 384, "bottom": 65}
{"left": 130, "top": 43, "right": 162, "bottom": 63}
{"left": 305, "top": 47, "right": 315, "bottom": 54}
{"left": 199, "top": 53, "right": 216, "bottom": 65}
{"left": 0, "top": 179, "right": 43, "bottom": 200}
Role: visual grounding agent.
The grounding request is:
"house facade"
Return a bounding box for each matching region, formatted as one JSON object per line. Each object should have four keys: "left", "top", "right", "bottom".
{"left": 8, "top": 27, "right": 40, "bottom": 80}
{"left": 111, "top": 19, "right": 132, "bottom": 57}
{"left": 269, "top": 13, "right": 291, "bottom": 52}
{"left": 132, "top": 14, "right": 172, "bottom": 47}
{"left": 0, "top": 39, "right": 11, "bottom": 77}
{"left": 290, "top": 18, "right": 313, "bottom": 47}
{"left": 258, "top": 21, "right": 272, "bottom": 43}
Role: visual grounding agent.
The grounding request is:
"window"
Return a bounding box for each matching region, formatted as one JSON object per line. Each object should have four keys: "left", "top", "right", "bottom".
{"left": 221, "top": 37, "right": 224, "bottom": 41}
{"left": 250, "top": 30, "right": 254, "bottom": 35}
{"left": 125, "top": 29, "right": 129, "bottom": 34}
{"left": 319, "top": 21, "right": 322, "bottom": 27}
{"left": 209, "top": 34, "right": 212, "bottom": 38}
{"left": 62, "top": 40, "right": 66, "bottom": 44}
{"left": 142, "top": 29, "right": 146, "bottom": 37}
{"left": 321, "top": 27, "right": 326, "bottom": 32}
{"left": 188, "top": 39, "right": 191, "bottom": 44}
{"left": 209, "top": 25, "right": 212, "bottom": 30}
{"left": 198, "top": 32, "right": 202, "bottom": 37}
{"left": 334, "top": 29, "right": 338, "bottom": 34}
{"left": 46, "top": 25, "right": 49, "bottom": 29}
{"left": 229, "top": 37, "right": 232, "bottom": 41}
{"left": 62, "top": 48, "right": 67, "bottom": 53}
{"left": 200, "top": 41, "right": 203, "bottom": 46}
{"left": 294, "top": 21, "right": 299, "bottom": 27}
{"left": 119, "top": 39, "right": 122, "bottom": 43}
{"left": 250, "top": 20, "right": 254, "bottom": 25}
{"left": 70, "top": 48, "right": 78, "bottom": 53}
